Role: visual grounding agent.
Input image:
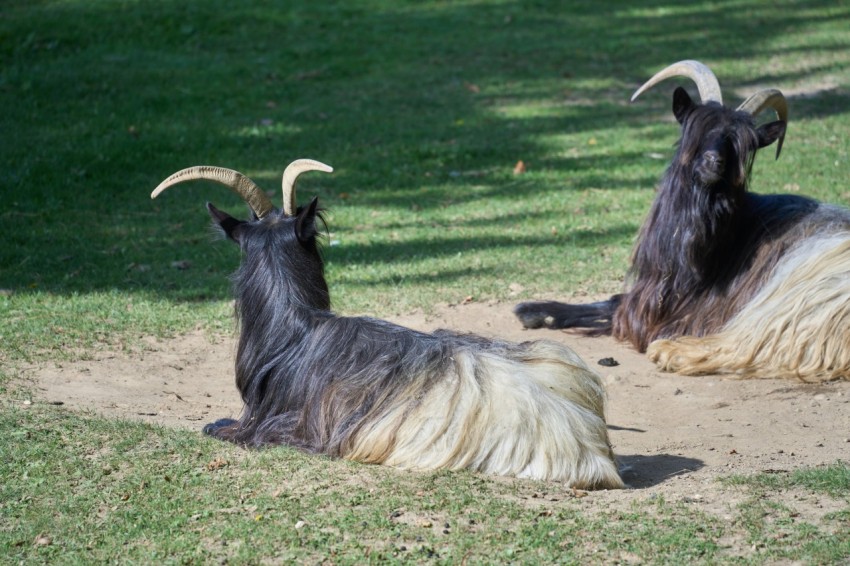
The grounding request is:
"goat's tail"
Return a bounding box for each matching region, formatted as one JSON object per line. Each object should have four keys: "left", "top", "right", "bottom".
{"left": 513, "top": 295, "right": 622, "bottom": 334}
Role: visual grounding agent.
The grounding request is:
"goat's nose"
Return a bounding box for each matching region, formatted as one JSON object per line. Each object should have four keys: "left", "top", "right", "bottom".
{"left": 703, "top": 150, "right": 723, "bottom": 167}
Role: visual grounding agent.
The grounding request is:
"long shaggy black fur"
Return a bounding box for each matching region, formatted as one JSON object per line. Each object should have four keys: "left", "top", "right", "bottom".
{"left": 203, "top": 198, "right": 459, "bottom": 450}
{"left": 515, "top": 86, "right": 805, "bottom": 351}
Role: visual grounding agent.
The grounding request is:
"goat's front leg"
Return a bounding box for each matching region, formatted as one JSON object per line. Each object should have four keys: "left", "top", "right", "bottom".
{"left": 647, "top": 336, "right": 719, "bottom": 375}
{"left": 202, "top": 418, "right": 238, "bottom": 438}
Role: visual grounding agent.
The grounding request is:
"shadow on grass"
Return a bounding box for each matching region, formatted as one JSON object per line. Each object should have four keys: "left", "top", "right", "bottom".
{"left": 1, "top": 0, "right": 848, "bottom": 301}
{"left": 330, "top": 223, "right": 638, "bottom": 266}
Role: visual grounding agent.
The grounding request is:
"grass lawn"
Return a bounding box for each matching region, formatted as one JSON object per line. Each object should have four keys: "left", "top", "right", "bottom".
{"left": 2, "top": 0, "right": 849, "bottom": 562}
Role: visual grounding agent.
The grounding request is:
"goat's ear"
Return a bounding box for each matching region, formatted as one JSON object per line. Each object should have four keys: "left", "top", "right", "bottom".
{"left": 207, "top": 202, "right": 246, "bottom": 244}
{"left": 756, "top": 120, "right": 786, "bottom": 149}
{"left": 295, "top": 196, "right": 320, "bottom": 244}
{"left": 672, "top": 86, "right": 695, "bottom": 124}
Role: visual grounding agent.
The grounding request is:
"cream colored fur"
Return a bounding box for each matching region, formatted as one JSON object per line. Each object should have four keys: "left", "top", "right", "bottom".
{"left": 344, "top": 340, "right": 623, "bottom": 489}
{"left": 648, "top": 234, "right": 850, "bottom": 381}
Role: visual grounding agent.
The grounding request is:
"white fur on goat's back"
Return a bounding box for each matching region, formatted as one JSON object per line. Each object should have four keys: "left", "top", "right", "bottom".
{"left": 649, "top": 232, "right": 850, "bottom": 381}
{"left": 344, "top": 340, "right": 623, "bottom": 489}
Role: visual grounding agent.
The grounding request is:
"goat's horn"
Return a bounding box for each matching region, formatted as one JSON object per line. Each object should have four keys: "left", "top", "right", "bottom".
{"left": 152, "top": 166, "right": 275, "bottom": 219}
{"left": 281, "top": 159, "right": 334, "bottom": 216}
{"left": 737, "top": 89, "right": 788, "bottom": 159}
{"left": 631, "top": 59, "right": 723, "bottom": 105}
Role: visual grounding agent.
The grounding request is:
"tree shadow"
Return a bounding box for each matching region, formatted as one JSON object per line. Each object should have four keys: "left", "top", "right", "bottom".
{"left": 1, "top": 0, "right": 847, "bottom": 299}
{"left": 328, "top": 223, "right": 639, "bottom": 267}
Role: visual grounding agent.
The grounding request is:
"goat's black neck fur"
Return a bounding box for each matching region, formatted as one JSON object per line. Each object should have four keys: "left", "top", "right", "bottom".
{"left": 633, "top": 102, "right": 758, "bottom": 291}
{"left": 208, "top": 200, "right": 331, "bottom": 418}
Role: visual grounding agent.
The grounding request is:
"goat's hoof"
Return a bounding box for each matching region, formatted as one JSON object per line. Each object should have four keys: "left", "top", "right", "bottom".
{"left": 203, "top": 418, "right": 237, "bottom": 436}
{"left": 646, "top": 340, "right": 676, "bottom": 370}
{"left": 513, "top": 303, "right": 550, "bottom": 329}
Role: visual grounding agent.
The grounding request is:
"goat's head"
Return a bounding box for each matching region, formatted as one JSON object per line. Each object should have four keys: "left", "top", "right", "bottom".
{"left": 151, "top": 159, "right": 334, "bottom": 309}
{"left": 632, "top": 60, "right": 787, "bottom": 193}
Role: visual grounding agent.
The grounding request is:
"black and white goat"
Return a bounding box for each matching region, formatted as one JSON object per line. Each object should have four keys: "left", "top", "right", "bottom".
{"left": 516, "top": 60, "right": 850, "bottom": 382}
{"left": 151, "top": 160, "right": 623, "bottom": 488}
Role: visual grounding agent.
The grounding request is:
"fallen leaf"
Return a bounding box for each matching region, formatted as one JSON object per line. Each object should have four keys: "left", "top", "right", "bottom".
{"left": 207, "top": 457, "right": 229, "bottom": 471}
{"left": 164, "top": 391, "right": 186, "bottom": 402}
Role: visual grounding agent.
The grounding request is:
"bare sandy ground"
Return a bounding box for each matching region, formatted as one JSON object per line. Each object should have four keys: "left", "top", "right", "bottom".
{"left": 19, "top": 300, "right": 850, "bottom": 517}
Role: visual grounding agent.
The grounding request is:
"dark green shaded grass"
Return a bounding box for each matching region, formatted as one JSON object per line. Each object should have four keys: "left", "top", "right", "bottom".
{"left": 3, "top": 0, "right": 849, "bottom": 361}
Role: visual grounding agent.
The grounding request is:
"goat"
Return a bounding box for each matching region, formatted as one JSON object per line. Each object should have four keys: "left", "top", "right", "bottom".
{"left": 516, "top": 60, "right": 850, "bottom": 382}
{"left": 151, "top": 160, "right": 623, "bottom": 488}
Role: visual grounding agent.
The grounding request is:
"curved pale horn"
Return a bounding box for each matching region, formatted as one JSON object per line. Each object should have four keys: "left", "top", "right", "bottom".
{"left": 737, "top": 88, "right": 788, "bottom": 158}
{"left": 152, "top": 166, "right": 274, "bottom": 218}
{"left": 281, "top": 159, "right": 334, "bottom": 216}
{"left": 631, "top": 59, "right": 723, "bottom": 105}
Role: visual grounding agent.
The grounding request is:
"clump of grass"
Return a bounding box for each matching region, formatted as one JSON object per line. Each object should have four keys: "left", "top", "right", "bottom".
{"left": 724, "top": 462, "right": 850, "bottom": 498}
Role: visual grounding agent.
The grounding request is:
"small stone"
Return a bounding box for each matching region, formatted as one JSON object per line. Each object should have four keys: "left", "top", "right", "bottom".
{"left": 34, "top": 535, "right": 51, "bottom": 547}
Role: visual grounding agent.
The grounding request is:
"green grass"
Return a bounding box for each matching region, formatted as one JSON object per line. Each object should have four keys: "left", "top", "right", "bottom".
{"left": 722, "top": 465, "right": 850, "bottom": 563}
{"left": 726, "top": 464, "right": 850, "bottom": 498}
{"left": 3, "top": 404, "right": 848, "bottom": 563}
{"left": 2, "top": 0, "right": 850, "bottom": 562}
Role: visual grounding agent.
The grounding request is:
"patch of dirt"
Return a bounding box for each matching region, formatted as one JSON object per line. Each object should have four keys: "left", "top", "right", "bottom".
{"left": 17, "top": 301, "right": 850, "bottom": 517}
